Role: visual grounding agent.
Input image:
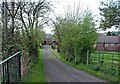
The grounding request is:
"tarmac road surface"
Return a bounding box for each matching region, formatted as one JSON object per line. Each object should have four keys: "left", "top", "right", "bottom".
{"left": 43, "top": 45, "right": 105, "bottom": 82}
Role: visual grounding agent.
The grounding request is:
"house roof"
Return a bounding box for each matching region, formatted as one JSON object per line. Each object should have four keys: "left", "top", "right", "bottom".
{"left": 45, "top": 34, "right": 51, "bottom": 39}
{"left": 97, "top": 35, "right": 119, "bottom": 43}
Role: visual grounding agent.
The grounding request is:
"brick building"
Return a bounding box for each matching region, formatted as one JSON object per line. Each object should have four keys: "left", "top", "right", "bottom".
{"left": 96, "top": 35, "right": 120, "bottom": 51}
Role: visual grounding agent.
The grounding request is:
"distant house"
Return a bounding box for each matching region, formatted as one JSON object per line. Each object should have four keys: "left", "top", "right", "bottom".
{"left": 43, "top": 34, "right": 52, "bottom": 45}
{"left": 96, "top": 35, "right": 120, "bottom": 51}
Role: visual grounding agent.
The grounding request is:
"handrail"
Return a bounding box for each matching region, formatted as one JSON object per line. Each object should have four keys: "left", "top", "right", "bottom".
{"left": 0, "top": 51, "right": 20, "bottom": 65}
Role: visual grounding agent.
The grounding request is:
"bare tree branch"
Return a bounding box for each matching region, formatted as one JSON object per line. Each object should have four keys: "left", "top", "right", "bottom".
{"left": 14, "top": 2, "right": 21, "bottom": 17}
{"left": 3, "top": 2, "right": 13, "bottom": 17}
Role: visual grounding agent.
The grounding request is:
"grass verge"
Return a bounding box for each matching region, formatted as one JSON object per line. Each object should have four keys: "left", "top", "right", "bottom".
{"left": 22, "top": 48, "right": 46, "bottom": 82}
{"left": 51, "top": 49, "right": 119, "bottom": 82}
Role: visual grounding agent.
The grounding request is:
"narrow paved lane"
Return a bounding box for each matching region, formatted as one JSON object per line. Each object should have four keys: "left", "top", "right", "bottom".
{"left": 43, "top": 45, "right": 105, "bottom": 82}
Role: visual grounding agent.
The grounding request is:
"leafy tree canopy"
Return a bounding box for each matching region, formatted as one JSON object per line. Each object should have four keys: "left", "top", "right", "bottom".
{"left": 53, "top": 10, "right": 97, "bottom": 64}
{"left": 99, "top": 0, "right": 120, "bottom": 30}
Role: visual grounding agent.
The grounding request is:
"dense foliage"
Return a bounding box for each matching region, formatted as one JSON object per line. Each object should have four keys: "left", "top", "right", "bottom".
{"left": 1, "top": 1, "right": 52, "bottom": 64}
{"left": 53, "top": 10, "right": 97, "bottom": 64}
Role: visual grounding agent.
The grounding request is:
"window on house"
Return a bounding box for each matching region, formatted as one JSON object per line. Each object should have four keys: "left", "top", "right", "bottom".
{"left": 118, "top": 44, "right": 120, "bottom": 47}
{"left": 111, "top": 44, "right": 114, "bottom": 47}
{"left": 105, "top": 44, "right": 108, "bottom": 47}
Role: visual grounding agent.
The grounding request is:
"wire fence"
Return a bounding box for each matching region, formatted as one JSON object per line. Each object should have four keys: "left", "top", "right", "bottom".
{"left": 88, "top": 50, "right": 120, "bottom": 77}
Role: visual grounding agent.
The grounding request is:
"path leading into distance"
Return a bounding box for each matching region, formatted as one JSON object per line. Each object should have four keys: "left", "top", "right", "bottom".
{"left": 43, "top": 45, "right": 105, "bottom": 82}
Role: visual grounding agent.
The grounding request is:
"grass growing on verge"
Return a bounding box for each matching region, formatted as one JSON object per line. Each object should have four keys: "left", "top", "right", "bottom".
{"left": 51, "top": 49, "right": 119, "bottom": 82}
{"left": 22, "top": 48, "right": 46, "bottom": 82}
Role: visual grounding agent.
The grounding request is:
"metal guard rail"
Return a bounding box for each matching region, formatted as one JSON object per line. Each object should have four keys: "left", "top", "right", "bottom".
{"left": 0, "top": 51, "right": 21, "bottom": 83}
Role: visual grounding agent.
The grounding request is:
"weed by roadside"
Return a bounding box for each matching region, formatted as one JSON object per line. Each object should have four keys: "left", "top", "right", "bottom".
{"left": 22, "top": 49, "right": 46, "bottom": 82}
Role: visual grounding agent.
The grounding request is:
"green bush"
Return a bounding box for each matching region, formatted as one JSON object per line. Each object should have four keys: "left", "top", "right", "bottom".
{"left": 53, "top": 10, "right": 97, "bottom": 64}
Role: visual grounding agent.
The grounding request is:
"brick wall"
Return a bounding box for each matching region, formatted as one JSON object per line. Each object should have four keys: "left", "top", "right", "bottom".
{"left": 96, "top": 43, "right": 119, "bottom": 51}
{"left": 21, "top": 51, "right": 29, "bottom": 78}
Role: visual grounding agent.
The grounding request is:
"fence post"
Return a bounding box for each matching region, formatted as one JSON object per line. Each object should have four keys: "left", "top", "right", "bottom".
{"left": 18, "top": 52, "right": 21, "bottom": 81}
{"left": 111, "top": 53, "right": 114, "bottom": 69}
{"left": 86, "top": 50, "right": 89, "bottom": 65}
{"left": 98, "top": 50, "right": 100, "bottom": 66}
{"left": 101, "top": 51, "right": 104, "bottom": 65}
{"left": 0, "top": 65, "right": 2, "bottom": 83}
{"left": 2, "top": 63, "right": 4, "bottom": 83}
{"left": 6, "top": 61, "right": 9, "bottom": 83}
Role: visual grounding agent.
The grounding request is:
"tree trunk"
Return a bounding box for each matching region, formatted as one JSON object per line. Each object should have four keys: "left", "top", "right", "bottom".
{"left": 11, "top": 2, "right": 15, "bottom": 37}
{"left": 3, "top": 2, "right": 8, "bottom": 42}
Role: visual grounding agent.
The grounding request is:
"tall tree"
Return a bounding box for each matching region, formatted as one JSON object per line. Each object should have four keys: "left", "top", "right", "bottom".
{"left": 99, "top": 0, "right": 120, "bottom": 30}
{"left": 17, "top": 1, "right": 52, "bottom": 63}
{"left": 1, "top": 0, "right": 52, "bottom": 62}
{"left": 53, "top": 10, "right": 97, "bottom": 64}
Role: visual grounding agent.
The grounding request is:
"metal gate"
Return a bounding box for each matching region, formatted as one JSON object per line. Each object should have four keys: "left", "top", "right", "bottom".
{"left": 0, "top": 51, "right": 21, "bottom": 83}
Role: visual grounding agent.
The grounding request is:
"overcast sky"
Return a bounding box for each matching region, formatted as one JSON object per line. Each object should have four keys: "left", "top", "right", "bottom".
{"left": 1, "top": 0, "right": 118, "bottom": 34}
{"left": 43, "top": 0, "right": 119, "bottom": 34}
{"left": 43, "top": 0, "right": 103, "bottom": 34}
